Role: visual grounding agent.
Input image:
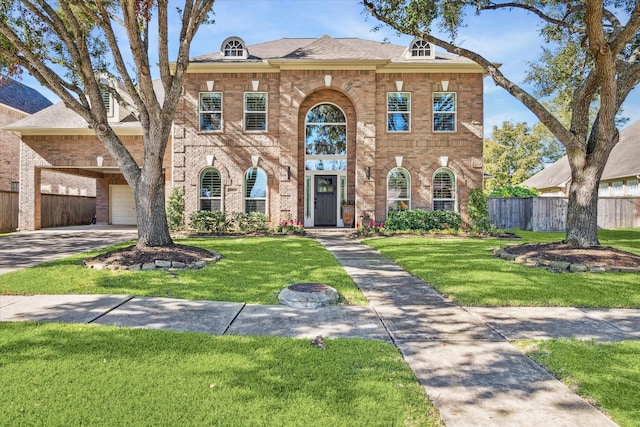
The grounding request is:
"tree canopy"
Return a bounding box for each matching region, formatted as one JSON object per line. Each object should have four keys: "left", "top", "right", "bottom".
{"left": 364, "top": 0, "right": 640, "bottom": 246}
{"left": 484, "top": 121, "right": 564, "bottom": 192}
{"left": 0, "top": 0, "right": 216, "bottom": 247}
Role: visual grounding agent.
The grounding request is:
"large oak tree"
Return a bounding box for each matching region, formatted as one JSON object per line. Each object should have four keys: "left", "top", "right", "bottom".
{"left": 364, "top": 0, "right": 640, "bottom": 246}
{"left": 0, "top": 0, "right": 215, "bottom": 247}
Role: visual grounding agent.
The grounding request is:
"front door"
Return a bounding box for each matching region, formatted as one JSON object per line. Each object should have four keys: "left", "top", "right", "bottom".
{"left": 314, "top": 175, "right": 337, "bottom": 226}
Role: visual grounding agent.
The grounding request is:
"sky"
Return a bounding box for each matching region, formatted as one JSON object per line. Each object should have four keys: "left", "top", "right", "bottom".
{"left": 21, "top": 0, "right": 640, "bottom": 137}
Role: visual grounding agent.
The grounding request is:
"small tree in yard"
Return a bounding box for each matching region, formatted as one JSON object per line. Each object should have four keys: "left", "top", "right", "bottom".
{"left": 364, "top": 0, "right": 640, "bottom": 247}
{"left": 0, "top": 0, "right": 215, "bottom": 248}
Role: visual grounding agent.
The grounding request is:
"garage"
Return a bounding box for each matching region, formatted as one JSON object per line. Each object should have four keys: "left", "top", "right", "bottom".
{"left": 110, "top": 185, "right": 137, "bottom": 225}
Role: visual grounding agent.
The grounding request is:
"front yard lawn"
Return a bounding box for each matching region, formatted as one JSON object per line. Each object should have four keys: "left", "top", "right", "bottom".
{"left": 520, "top": 339, "right": 640, "bottom": 427}
{"left": 0, "top": 236, "right": 366, "bottom": 305}
{"left": 0, "top": 322, "right": 440, "bottom": 427}
{"left": 364, "top": 229, "right": 640, "bottom": 307}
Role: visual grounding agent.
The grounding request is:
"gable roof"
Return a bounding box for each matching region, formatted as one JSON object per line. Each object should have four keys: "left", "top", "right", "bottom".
{"left": 0, "top": 79, "right": 52, "bottom": 114}
{"left": 191, "top": 35, "right": 477, "bottom": 67}
{"left": 522, "top": 120, "right": 640, "bottom": 189}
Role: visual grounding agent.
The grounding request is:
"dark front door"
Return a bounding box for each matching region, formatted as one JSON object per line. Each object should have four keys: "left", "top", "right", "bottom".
{"left": 314, "top": 175, "right": 337, "bottom": 226}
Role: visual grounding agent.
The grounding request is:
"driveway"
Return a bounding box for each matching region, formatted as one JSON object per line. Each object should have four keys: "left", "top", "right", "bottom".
{"left": 0, "top": 225, "right": 138, "bottom": 275}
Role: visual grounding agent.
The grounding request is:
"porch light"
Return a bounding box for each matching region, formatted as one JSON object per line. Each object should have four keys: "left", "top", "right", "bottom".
{"left": 96, "top": 156, "right": 104, "bottom": 167}
{"left": 286, "top": 166, "right": 291, "bottom": 181}
{"left": 206, "top": 154, "right": 214, "bottom": 166}
{"left": 440, "top": 155, "right": 449, "bottom": 167}
{"left": 366, "top": 166, "right": 371, "bottom": 180}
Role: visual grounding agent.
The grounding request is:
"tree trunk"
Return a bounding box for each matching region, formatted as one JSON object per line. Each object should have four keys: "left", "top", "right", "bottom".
{"left": 134, "top": 166, "right": 173, "bottom": 247}
{"left": 564, "top": 152, "right": 605, "bottom": 247}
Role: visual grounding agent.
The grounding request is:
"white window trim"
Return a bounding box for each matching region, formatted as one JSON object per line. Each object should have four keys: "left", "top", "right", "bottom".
{"left": 433, "top": 92, "right": 457, "bottom": 133}
{"left": 199, "top": 92, "right": 223, "bottom": 132}
{"left": 403, "top": 37, "right": 435, "bottom": 59}
{"left": 244, "top": 167, "right": 268, "bottom": 214}
{"left": 220, "top": 36, "right": 248, "bottom": 59}
{"left": 244, "top": 92, "right": 268, "bottom": 132}
{"left": 387, "top": 92, "right": 411, "bottom": 133}
{"left": 387, "top": 167, "right": 411, "bottom": 212}
{"left": 199, "top": 168, "right": 222, "bottom": 211}
{"left": 432, "top": 168, "right": 457, "bottom": 211}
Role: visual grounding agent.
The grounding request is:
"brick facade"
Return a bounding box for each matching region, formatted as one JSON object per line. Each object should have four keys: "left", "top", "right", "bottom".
{"left": 173, "top": 67, "right": 483, "bottom": 227}
{"left": 13, "top": 37, "right": 484, "bottom": 230}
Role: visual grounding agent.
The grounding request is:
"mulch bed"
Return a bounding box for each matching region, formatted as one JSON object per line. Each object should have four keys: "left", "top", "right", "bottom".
{"left": 502, "top": 242, "right": 640, "bottom": 268}
{"left": 85, "top": 244, "right": 219, "bottom": 266}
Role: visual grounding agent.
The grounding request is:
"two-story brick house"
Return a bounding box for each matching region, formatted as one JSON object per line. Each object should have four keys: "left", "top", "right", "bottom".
{"left": 9, "top": 36, "right": 485, "bottom": 230}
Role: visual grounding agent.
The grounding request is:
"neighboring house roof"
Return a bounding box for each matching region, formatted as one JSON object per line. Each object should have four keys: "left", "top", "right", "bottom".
{"left": 190, "top": 35, "right": 480, "bottom": 69}
{"left": 0, "top": 78, "right": 52, "bottom": 114}
{"left": 4, "top": 80, "right": 165, "bottom": 135}
{"left": 522, "top": 119, "right": 640, "bottom": 189}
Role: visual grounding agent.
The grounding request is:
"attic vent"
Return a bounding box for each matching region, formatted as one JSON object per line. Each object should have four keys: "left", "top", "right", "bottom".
{"left": 221, "top": 36, "right": 248, "bottom": 59}
{"left": 101, "top": 89, "right": 114, "bottom": 117}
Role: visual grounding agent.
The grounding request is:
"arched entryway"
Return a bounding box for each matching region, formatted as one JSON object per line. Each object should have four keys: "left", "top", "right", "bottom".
{"left": 298, "top": 90, "right": 356, "bottom": 227}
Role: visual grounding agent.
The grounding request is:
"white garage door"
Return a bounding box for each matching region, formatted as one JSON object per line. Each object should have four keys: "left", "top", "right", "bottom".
{"left": 110, "top": 185, "right": 137, "bottom": 225}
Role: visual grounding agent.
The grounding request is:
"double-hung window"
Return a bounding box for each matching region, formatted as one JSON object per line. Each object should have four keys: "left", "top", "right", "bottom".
{"left": 433, "top": 92, "right": 456, "bottom": 132}
{"left": 387, "top": 92, "right": 410, "bottom": 132}
{"left": 199, "top": 92, "right": 222, "bottom": 132}
{"left": 244, "top": 92, "right": 268, "bottom": 131}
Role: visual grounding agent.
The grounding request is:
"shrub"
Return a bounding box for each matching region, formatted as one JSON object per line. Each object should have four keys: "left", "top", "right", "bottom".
{"left": 385, "top": 209, "right": 462, "bottom": 232}
{"left": 166, "top": 186, "right": 185, "bottom": 231}
{"left": 467, "top": 188, "right": 492, "bottom": 233}
{"left": 188, "top": 211, "right": 232, "bottom": 234}
{"left": 275, "top": 213, "right": 305, "bottom": 235}
{"left": 488, "top": 185, "right": 539, "bottom": 198}
{"left": 232, "top": 212, "right": 270, "bottom": 233}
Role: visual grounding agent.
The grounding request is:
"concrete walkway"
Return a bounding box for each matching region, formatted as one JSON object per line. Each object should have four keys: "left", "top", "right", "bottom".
{"left": 2, "top": 228, "right": 638, "bottom": 425}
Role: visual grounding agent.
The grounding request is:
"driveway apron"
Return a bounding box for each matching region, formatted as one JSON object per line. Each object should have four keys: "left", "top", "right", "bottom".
{"left": 313, "top": 232, "right": 617, "bottom": 427}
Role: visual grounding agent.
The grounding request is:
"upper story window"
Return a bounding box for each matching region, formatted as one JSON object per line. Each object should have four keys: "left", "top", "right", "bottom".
{"left": 611, "top": 180, "right": 624, "bottom": 196}
{"left": 244, "top": 92, "right": 268, "bottom": 131}
{"left": 433, "top": 92, "right": 456, "bottom": 132}
{"left": 433, "top": 168, "right": 456, "bottom": 211}
{"left": 387, "top": 92, "right": 411, "bottom": 132}
{"left": 199, "top": 92, "right": 222, "bottom": 132}
{"left": 221, "top": 36, "right": 248, "bottom": 59}
{"left": 387, "top": 168, "right": 411, "bottom": 212}
{"left": 200, "top": 168, "right": 222, "bottom": 211}
{"left": 627, "top": 179, "right": 639, "bottom": 196}
{"left": 405, "top": 38, "right": 435, "bottom": 59}
{"left": 304, "top": 103, "right": 347, "bottom": 171}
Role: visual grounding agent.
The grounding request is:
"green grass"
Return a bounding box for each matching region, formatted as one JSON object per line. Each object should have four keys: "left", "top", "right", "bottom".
{"left": 0, "top": 236, "right": 367, "bottom": 305}
{"left": 0, "top": 322, "right": 440, "bottom": 427}
{"left": 364, "top": 229, "right": 640, "bottom": 307}
{"left": 520, "top": 339, "right": 640, "bottom": 426}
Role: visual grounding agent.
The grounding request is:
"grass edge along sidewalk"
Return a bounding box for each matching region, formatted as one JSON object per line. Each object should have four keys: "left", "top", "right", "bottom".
{"left": 363, "top": 229, "right": 640, "bottom": 308}
{"left": 0, "top": 322, "right": 442, "bottom": 427}
{"left": 0, "top": 236, "right": 367, "bottom": 306}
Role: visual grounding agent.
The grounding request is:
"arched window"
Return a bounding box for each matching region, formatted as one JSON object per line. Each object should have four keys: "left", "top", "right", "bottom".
{"left": 433, "top": 168, "right": 456, "bottom": 211}
{"left": 200, "top": 168, "right": 222, "bottom": 211}
{"left": 304, "top": 103, "right": 347, "bottom": 171}
{"left": 387, "top": 168, "right": 411, "bottom": 212}
{"left": 245, "top": 167, "right": 267, "bottom": 213}
{"left": 405, "top": 38, "right": 435, "bottom": 59}
{"left": 221, "top": 37, "right": 247, "bottom": 59}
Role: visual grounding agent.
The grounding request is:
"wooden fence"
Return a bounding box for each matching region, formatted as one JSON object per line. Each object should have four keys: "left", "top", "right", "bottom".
{"left": 488, "top": 197, "right": 640, "bottom": 231}
{"left": 0, "top": 191, "right": 19, "bottom": 233}
{"left": 41, "top": 194, "right": 96, "bottom": 228}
